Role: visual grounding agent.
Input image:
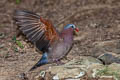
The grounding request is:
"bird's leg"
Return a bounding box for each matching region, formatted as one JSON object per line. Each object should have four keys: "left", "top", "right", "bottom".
{"left": 63, "top": 56, "right": 71, "bottom": 61}
{"left": 64, "top": 56, "right": 68, "bottom": 60}
{"left": 56, "top": 60, "right": 64, "bottom": 65}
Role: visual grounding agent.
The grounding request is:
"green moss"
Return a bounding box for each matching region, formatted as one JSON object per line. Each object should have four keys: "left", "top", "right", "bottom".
{"left": 97, "top": 66, "right": 109, "bottom": 76}
{"left": 96, "top": 66, "right": 120, "bottom": 79}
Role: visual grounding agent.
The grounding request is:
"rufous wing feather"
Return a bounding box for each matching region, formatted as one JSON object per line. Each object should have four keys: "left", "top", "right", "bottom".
{"left": 14, "top": 10, "right": 59, "bottom": 52}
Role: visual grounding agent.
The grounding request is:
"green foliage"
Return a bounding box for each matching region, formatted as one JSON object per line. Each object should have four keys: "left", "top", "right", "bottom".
{"left": 16, "top": 40, "right": 24, "bottom": 49}
{"left": 12, "top": 36, "right": 24, "bottom": 49}
{"left": 16, "top": 0, "right": 21, "bottom": 4}
{"left": 13, "top": 46, "right": 19, "bottom": 52}
{"left": 12, "top": 36, "right": 17, "bottom": 41}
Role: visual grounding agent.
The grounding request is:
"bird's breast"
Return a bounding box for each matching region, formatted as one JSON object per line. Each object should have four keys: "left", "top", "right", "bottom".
{"left": 48, "top": 40, "right": 72, "bottom": 62}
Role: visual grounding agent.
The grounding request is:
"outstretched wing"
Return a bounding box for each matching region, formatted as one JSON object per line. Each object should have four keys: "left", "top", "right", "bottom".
{"left": 14, "top": 10, "right": 59, "bottom": 52}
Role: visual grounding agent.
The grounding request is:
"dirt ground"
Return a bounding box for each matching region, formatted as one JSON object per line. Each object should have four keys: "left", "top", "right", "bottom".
{"left": 0, "top": 0, "right": 120, "bottom": 80}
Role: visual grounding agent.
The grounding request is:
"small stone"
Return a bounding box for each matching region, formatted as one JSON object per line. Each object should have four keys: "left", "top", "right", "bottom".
{"left": 53, "top": 75, "right": 59, "bottom": 80}
{"left": 0, "top": 33, "right": 5, "bottom": 39}
{"left": 0, "top": 44, "right": 5, "bottom": 48}
{"left": 35, "top": 71, "right": 46, "bottom": 80}
{"left": 18, "top": 73, "right": 28, "bottom": 80}
{"left": 92, "top": 69, "right": 98, "bottom": 78}
{"left": 75, "top": 71, "right": 85, "bottom": 78}
{"left": 39, "top": 71, "right": 46, "bottom": 77}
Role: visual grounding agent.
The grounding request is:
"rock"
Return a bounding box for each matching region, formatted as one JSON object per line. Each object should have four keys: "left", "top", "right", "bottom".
{"left": 91, "top": 40, "right": 120, "bottom": 57}
{"left": 48, "top": 65, "right": 85, "bottom": 79}
{"left": 91, "top": 39, "right": 120, "bottom": 65}
{"left": 98, "top": 52, "right": 120, "bottom": 64}
{"left": 35, "top": 56, "right": 120, "bottom": 79}
{"left": 47, "top": 56, "right": 102, "bottom": 79}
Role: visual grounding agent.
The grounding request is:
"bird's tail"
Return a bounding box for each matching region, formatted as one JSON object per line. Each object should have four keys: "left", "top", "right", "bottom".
{"left": 29, "top": 53, "right": 48, "bottom": 71}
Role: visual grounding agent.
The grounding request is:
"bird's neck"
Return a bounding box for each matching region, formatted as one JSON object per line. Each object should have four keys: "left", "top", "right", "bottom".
{"left": 61, "top": 28, "right": 73, "bottom": 43}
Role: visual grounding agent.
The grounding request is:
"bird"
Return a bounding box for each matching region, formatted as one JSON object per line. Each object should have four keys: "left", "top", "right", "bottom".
{"left": 13, "top": 10, "right": 79, "bottom": 71}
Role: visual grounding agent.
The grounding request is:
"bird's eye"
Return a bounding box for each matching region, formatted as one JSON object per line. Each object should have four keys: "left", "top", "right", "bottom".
{"left": 72, "top": 25, "right": 76, "bottom": 29}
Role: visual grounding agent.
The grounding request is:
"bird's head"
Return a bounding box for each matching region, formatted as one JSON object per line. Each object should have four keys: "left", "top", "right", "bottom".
{"left": 64, "top": 24, "right": 79, "bottom": 32}
{"left": 64, "top": 24, "right": 79, "bottom": 34}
